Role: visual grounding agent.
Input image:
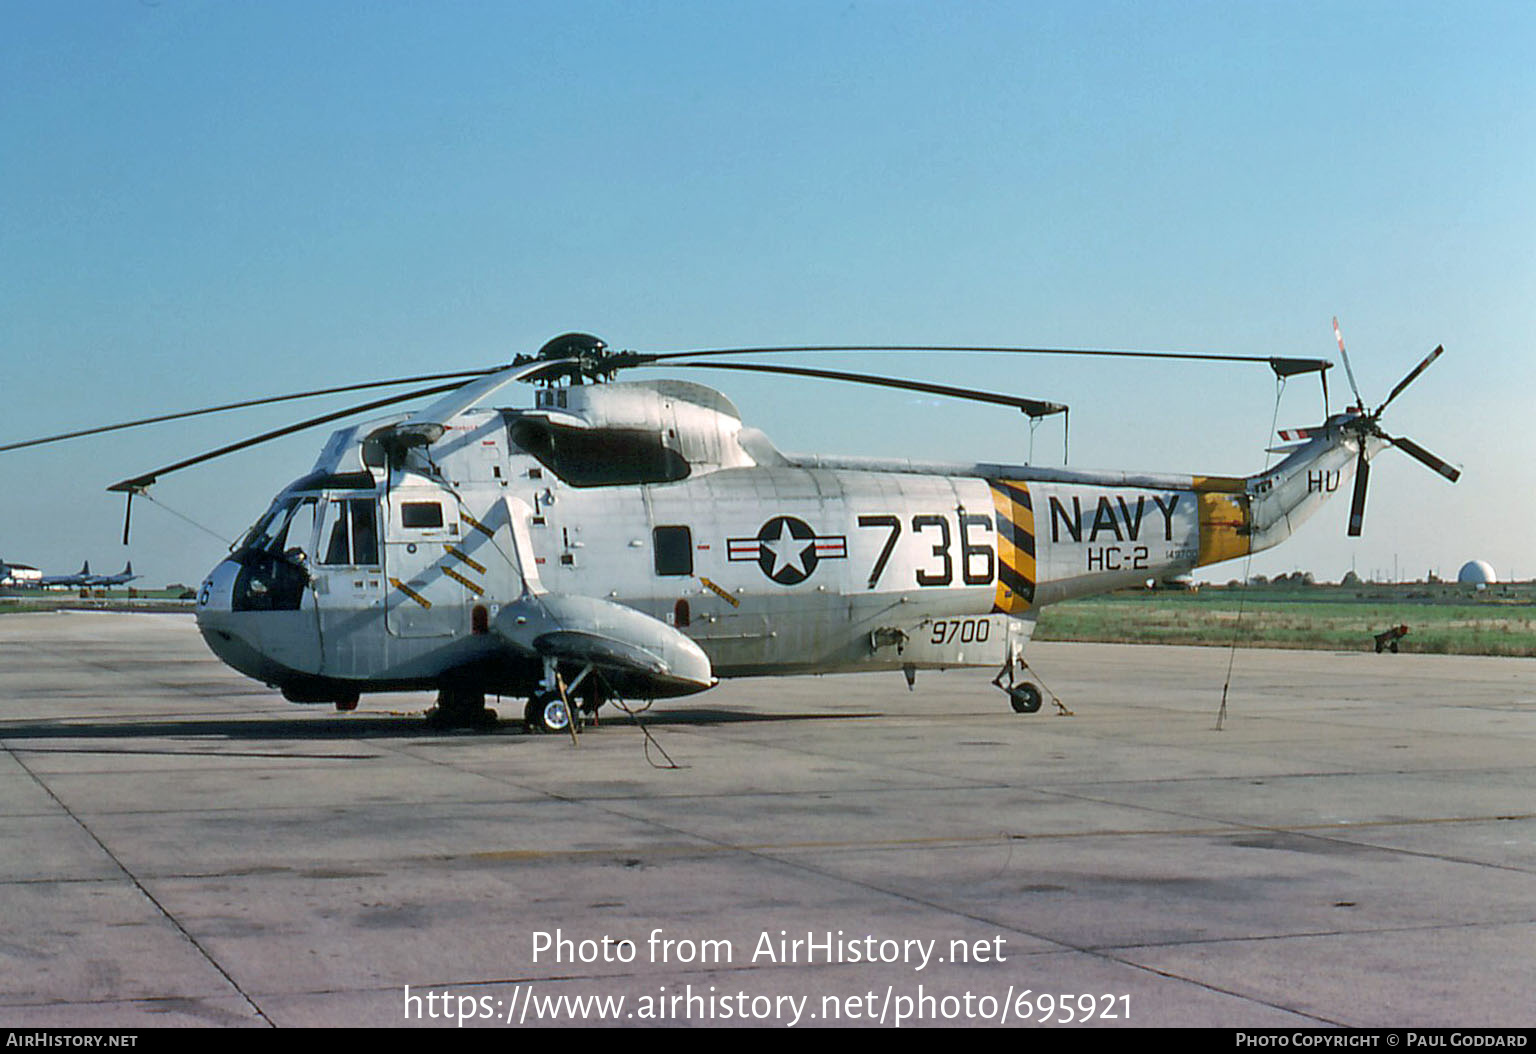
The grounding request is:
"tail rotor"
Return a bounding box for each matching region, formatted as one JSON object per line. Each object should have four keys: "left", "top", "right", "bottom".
{"left": 1330, "top": 320, "right": 1460, "bottom": 537}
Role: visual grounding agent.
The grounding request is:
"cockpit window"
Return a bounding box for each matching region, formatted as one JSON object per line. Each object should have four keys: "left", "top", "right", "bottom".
{"left": 318, "top": 498, "right": 380, "bottom": 566}
{"left": 237, "top": 501, "right": 288, "bottom": 554}
{"left": 238, "top": 497, "right": 317, "bottom": 556}
{"left": 508, "top": 420, "right": 689, "bottom": 487}
{"left": 230, "top": 497, "right": 318, "bottom": 613}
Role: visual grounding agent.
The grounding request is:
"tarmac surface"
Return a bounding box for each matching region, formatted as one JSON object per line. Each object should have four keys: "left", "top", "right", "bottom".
{"left": 1, "top": 610, "right": 1532, "bottom": 1028}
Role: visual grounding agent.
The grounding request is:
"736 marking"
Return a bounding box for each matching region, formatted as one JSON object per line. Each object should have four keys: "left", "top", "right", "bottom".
{"left": 858, "top": 512, "right": 995, "bottom": 589}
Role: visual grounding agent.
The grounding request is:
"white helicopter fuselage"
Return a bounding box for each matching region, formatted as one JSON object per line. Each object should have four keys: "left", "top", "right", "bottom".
{"left": 193, "top": 379, "right": 1367, "bottom": 709}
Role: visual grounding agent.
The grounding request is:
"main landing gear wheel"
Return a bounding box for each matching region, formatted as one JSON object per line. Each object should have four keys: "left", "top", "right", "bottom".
{"left": 1008, "top": 683, "right": 1043, "bottom": 714}
{"left": 525, "top": 692, "right": 576, "bottom": 734}
{"left": 425, "top": 687, "right": 498, "bottom": 730}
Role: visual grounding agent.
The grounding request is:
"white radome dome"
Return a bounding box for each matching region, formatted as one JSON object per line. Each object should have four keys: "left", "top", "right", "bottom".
{"left": 1457, "top": 560, "right": 1497, "bottom": 586}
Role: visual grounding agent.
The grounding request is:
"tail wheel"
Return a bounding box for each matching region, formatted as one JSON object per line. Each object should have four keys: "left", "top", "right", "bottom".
{"left": 525, "top": 692, "right": 575, "bottom": 734}
{"left": 1008, "top": 683, "right": 1043, "bottom": 714}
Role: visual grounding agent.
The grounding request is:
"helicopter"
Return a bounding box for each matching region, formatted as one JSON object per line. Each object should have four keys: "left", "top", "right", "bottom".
{"left": 2, "top": 330, "right": 1459, "bottom": 732}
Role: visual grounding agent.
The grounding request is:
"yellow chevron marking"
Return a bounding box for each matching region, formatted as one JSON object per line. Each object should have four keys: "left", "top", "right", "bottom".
{"left": 698, "top": 576, "right": 741, "bottom": 608}
{"left": 441, "top": 567, "right": 484, "bottom": 596}
{"left": 461, "top": 512, "right": 495, "bottom": 539}
{"left": 389, "top": 578, "right": 432, "bottom": 609}
{"left": 443, "top": 544, "right": 487, "bottom": 575}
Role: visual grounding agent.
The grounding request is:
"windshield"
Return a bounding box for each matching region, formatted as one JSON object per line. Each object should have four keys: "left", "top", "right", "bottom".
{"left": 236, "top": 497, "right": 317, "bottom": 557}
{"left": 229, "top": 496, "right": 319, "bottom": 614}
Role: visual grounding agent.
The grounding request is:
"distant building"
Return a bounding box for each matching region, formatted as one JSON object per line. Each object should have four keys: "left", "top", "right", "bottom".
{"left": 0, "top": 561, "right": 41, "bottom": 587}
{"left": 1457, "top": 560, "right": 1498, "bottom": 587}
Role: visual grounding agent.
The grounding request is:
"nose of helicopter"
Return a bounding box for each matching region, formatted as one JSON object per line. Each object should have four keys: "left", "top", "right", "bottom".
{"left": 193, "top": 558, "right": 259, "bottom": 677}
{"left": 194, "top": 558, "right": 238, "bottom": 619}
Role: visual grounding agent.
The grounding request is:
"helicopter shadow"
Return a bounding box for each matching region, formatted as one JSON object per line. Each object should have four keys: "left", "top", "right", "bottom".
{"left": 0, "top": 708, "right": 884, "bottom": 750}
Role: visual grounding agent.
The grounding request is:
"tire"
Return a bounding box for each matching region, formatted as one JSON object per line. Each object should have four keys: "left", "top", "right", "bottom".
{"left": 1008, "top": 683, "right": 1043, "bottom": 714}
{"left": 525, "top": 692, "right": 574, "bottom": 734}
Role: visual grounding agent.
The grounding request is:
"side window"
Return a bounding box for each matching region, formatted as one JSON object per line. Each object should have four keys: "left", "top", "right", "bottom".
{"left": 653, "top": 525, "right": 693, "bottom": 576}
{"left": 322, "top": 502, "right": 351, "bottom": 565}
{"left": 274, "top": 498, "right": 318, "bottom": 557}
{"left": 401, "top": 502, "right": 443, "bottom": 529}
{"left": 320, "top": 499, "right": 381, "bottom": 566}
{"left": 350, "top": 500, "right": 379, "bottom": 565}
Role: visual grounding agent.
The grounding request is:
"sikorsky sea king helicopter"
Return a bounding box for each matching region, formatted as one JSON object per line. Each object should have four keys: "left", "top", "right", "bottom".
{"left": 3, "top": 328, "right": 1459, "bottom": 732}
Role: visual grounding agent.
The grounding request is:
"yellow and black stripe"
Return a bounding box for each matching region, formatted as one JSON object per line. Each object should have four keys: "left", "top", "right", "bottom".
{"left": 389, "top": 577, "right": 432, "bottom": 610}
{"left": 460, "top": 511, "right": 496, "bottom": 540}
{"left": 441, "top": 566, "right": 484, "bottom": 596}
{"left": 443, "top": 544, "right": 487, "bottom": 575}
{"left": 988, "top": 480, "right": 1036, "bottom": 614}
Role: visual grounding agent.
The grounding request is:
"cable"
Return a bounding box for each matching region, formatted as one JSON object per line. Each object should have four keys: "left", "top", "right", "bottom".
{"left": 600, "top": 673, "right": 682, "bottom": 770}
{"left": 1021, "top": 659, "right": 1074, "bottom": 716}
{"left": 1215, "top": 376, "right": 1287, "bottom": 730}
{"left": 138, "top": 491, "right": 234, "bottom": 547}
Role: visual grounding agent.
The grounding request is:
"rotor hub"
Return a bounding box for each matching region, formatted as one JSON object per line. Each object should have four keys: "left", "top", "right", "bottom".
{"left": 533, "top": 332, "right": 612, "bottom": 384}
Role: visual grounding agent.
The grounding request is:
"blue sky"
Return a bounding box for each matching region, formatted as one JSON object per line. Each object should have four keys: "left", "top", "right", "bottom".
{"left": 3, "top": 1, "right": 1532, "bottom": 586}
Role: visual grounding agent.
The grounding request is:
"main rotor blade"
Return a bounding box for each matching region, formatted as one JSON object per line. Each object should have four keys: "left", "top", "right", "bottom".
{"left": 1347, "top": 445, "right": 1370, "bottom": 537}
{"left": 106, "top": 379, "right": 472, "bottom": 493}
{"left": 1375, "top": 345, "right": 1444, "bottom": 417}
{"left": 0, "top": 370, "right": 493, "bottom": 455}
{"left": 625, "top": 344, "right": 1331, "bottom": 379}
{"left": 397, "top": 357, "right": 579, "bottom": 432}
{"left": 664, "top": 361, "right": 1067, "bottom": 418}
{"left": 1383, "top": 432, "right": 1461, "bottom": 483}
{"left": 1333, "top": 317, "right": 1365, "bottom": 409}
{"left": 106, "top": 358, "right": 582, "bottom": 493}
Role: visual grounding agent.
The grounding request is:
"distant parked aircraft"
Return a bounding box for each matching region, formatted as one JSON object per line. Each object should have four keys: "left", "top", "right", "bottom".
{"left": 40, "top": 561, "right": 95, "bottom": 588}
{"left": 89, "top": 562, "right": 141, "bottom": 587}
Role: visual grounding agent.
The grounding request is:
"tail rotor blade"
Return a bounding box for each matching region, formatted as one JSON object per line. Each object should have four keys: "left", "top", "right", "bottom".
{"left": 1347, "top": 446, "right": 1370, "bottom": 537}
{"left": 1385, "top": 432, "right": 1461, "bottom": 483}
{"left": 1376, "top": 345, "right": 1444, "bottom": 416}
